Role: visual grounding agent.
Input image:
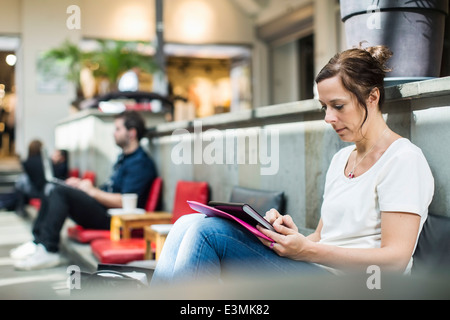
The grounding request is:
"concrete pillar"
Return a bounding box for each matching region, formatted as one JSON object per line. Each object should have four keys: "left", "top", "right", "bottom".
{"left": 313, "top": 0, "right": 338, "bottom": 79}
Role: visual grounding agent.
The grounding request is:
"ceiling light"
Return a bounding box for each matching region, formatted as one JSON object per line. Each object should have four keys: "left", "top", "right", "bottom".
{"left": 5, "top": 54, "right": 16, "bottom": 66}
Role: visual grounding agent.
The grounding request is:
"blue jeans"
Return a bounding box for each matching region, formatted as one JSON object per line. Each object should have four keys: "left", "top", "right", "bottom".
{"left": 150, "top": 214, "right": 328, "bottom": 286}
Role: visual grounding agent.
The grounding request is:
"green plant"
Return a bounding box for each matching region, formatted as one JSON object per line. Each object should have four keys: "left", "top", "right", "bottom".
{"left": 41, "top": 39, "right": 158, "bottom": 95}
{"left": 91, "top": 40, "right": 158, "bottom": 91}
{"left": 40, "top": 39, "right": 90, "bottom": 92}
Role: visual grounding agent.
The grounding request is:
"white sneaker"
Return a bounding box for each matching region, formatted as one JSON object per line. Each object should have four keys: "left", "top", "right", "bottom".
{"left": 10, "top": 241, "right": 37, "bottom": 260}
{"left": 14, "top": 244, "right": 61, "bottom": 271}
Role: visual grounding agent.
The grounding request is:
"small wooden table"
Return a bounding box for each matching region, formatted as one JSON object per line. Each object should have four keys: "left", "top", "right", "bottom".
{"left": 110, "top": 212, "right": 173, "bottom": 241}
{"left": 144, "top": 224, "right": 172, "bottom": 260}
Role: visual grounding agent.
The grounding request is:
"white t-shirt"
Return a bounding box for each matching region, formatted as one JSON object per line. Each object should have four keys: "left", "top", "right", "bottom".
{"left": 319, "top": 138, "right": 434, "bottom": 274}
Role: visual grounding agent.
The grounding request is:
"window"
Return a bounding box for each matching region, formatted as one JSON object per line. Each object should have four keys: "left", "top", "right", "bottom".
{"left": 298, "top": 34, "right": 315, "bottom": 100}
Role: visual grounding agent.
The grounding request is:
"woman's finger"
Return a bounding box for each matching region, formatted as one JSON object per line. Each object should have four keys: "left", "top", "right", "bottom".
{"left": 264, "top": 209, "right": 280, "bottom": 224}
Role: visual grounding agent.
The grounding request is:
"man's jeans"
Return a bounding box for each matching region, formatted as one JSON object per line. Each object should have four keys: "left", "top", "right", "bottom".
{"left": 35, "top": 184, "right": 110, "bottom": 252}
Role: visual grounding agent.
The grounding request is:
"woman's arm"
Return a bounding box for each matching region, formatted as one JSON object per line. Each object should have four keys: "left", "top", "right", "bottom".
{"left": 306, "top": 218, "right": 323, "bottom": 243}
{"left": 259, "top": 211, "right": 420, "bottom": 272}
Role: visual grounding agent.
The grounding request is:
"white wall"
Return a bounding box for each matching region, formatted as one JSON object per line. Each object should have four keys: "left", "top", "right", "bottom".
{"left": 15, "top": 0, "right": 81, "bottom": 157}
{"left": 165, "top": 0, "right": 255, "bottom": 44}
{"left": 255, "top": 0, "right": 312, "bottom": 26}
{"left": 0, "top": 0, "right": 21, "bottom": 34}
{"left": 81, "top": 0, "right": 155, "bottom": 41}
{"left": 81, "top": 0, "right": 256, "bottom": 44}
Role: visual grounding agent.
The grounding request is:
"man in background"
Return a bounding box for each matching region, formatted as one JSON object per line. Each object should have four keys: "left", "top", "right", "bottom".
{"left": 11, "top": 111, "right": 157, "bottom": 270}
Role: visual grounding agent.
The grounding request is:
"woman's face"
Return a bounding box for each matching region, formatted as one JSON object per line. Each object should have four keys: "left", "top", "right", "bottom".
{"left": 317, "top": 75, "right": 366, "bottom": 143}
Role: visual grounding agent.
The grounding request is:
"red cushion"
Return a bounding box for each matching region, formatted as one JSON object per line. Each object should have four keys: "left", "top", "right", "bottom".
{"left": 66, "top": 177, "right": 163, "bottom": 243}
{"left": 145, "top": 177, "right": 162, "bottom": 212}
{"left": 69, "top": 168, "right": 80, "bottom": 178}
{"left": 91, "top": 238, "right": 146, "bottom": 264}
{"left": 29, "top": 198, "right": 41, "bottom": 210}
{"left": 171, "top": 181, "right": 209, "bottom": 223}
{"left": 67, "top": 225, "right": 110, "bottom": 243}
{"left": 82, "top": 171, "right": 96, "bottom": 185}
{"left": 88, "top": 180, "right": 208, "bottom": 264}
{"left": 68, "top": 225, "right": 146, "bottom": 243}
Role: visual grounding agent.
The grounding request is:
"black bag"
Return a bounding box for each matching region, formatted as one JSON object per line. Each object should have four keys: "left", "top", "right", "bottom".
{"left": 70, "top": 264, "right": 153, "bottom": 297}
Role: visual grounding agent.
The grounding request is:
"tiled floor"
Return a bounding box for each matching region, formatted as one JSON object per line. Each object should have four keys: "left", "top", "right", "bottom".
{"left": 0, "top": 210, "right": 73, "bottom": 299}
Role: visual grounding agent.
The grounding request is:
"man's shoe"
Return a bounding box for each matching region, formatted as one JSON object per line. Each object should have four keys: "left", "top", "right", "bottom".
{"left": 14, "top": 244, "right": 61, "bottom": 271}
{"left": 10, "top": 241, "right": 37, "bottom": 260}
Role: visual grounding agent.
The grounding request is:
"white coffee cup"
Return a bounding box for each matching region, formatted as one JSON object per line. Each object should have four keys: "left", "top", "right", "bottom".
{"left": 122, "top": 193, "right": 138, "bottom": 213}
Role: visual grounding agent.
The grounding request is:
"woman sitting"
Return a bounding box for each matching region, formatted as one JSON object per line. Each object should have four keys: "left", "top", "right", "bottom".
{"left": 150, "top": 45, "right": 434, "bottom": 286}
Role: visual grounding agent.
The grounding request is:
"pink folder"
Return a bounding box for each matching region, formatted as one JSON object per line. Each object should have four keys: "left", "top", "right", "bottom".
{"left": 187, "top": 200, "right": 274, "bottom": 241}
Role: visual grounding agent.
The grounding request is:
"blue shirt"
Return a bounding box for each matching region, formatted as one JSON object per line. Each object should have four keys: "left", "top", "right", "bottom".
{"left": 101, "top": 146, "right": 157, "bottom": 208}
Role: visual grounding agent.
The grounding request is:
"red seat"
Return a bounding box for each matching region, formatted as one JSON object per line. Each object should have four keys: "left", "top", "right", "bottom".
{"left": 170, "top": 180, "right": 210, "bottom": 223}
{"left": 81, "top": 170, "right": 96, "bottom": 185}
{"left": 145, "top": 176, "right": 162, "bottom": 212}
{"left": 90, "top": 239, "right": 147, "bottom": 265}
{"left": 69, "top": 168, "right": 80, "bottom": 178}
{"left": 67, "top": 177, "right": 162, "bottom": 243}
{"left": 90, "top": 180, "right": 209, "bottom": 264}
{"left": 29, "top": 198, "right": 41, "bottom": 211}
{"left": 67, "top": 225, "right": 111, "bottom": 244}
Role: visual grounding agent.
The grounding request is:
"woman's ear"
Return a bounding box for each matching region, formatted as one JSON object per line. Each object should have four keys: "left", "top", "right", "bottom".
{"left": 367, "top": 87, "right": 381, "bottom": 108}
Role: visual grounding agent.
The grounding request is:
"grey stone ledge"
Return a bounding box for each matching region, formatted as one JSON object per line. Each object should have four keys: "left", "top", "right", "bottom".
{"left": 151, "top": 76, "right": 449, "bottom": 136}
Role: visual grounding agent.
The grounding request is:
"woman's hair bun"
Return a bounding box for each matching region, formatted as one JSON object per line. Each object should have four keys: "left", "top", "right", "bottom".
{"left": 358, "top": 42, "right": 393, "bottom": 72}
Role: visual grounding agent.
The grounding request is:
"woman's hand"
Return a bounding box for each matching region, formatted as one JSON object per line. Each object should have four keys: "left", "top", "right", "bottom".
{"left": 258, "top": 210, "right": 313, "bottom": 261}
{"left": 263, "top": 208, "right": 282, "bottom": 225}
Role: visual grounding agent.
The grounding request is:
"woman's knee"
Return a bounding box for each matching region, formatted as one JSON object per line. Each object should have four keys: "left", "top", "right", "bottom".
{"left": 173, "top": 213, "right": 206, "bottom": 228}
{"left": 184, "top": 216, "right": 240, "bottom": 242}
{"left": 166, "top": 214, "right": 206, "bottom": 241}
